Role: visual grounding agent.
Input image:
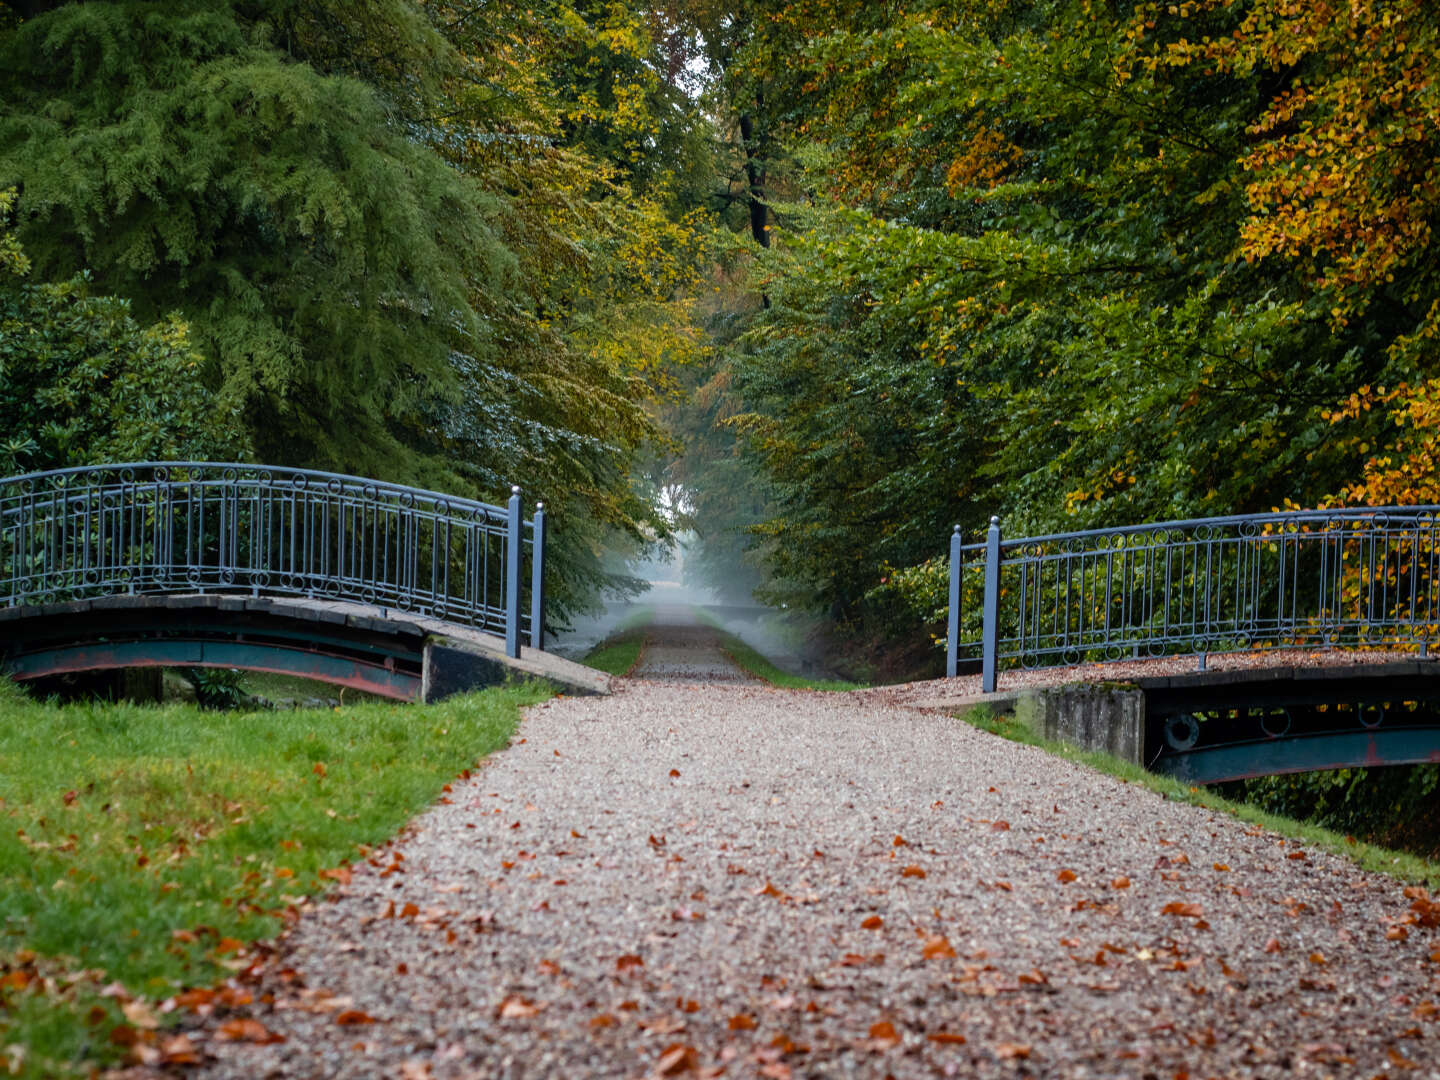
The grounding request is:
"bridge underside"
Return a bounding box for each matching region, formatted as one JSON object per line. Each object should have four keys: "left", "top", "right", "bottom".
{"left": 1, "top": 596, "right": 428, "bottom": 700}
{"left": 1140, "top": 662, "right": 1440, "bottom": 783}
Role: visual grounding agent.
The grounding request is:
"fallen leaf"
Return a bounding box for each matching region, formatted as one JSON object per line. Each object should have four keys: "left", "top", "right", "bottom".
{"left": 616, "top": 954, "right": 645, "bottom": 972}
{"left": 590, "top": 1013, "right": 618, "bottom": 1028}
{"left": 498, "top": 996, "right": 540, "bottom": 1019}
{"left": 1388, "top": 926, "right": 1410, "bottom": 942}
{"left": 861, "top": 915, "right": 884, "bottom": 930}
{"left": 669, "top": 769, "right": 681, "bottom": 778}
{"left": 319, "top": 866, "right": 352, "bottom": 885}
{"left": 1057, "top": 869, "right": 1077, "bottom": 883}
{"left": 217, "top": 1018, "right": 285, "bottom": 1043}
{"left": 995, "top": 1042, "right": 1031, "bottom": 1060}
{"left": 893, "top": 835, "right": 907, "bottom": 847}
{"left": 867, "top": 1020, "right": 900, "bottom": 1049}
{"left": 654, "top": 1043, "right": 700, "bottom": 1075}
{"left": 728, "top": 1013, "right": 757, "bottom": 1030}
{"left": 900, "top": 865, "right": 926, "bottom": 879}
{"left": 1111, "top": 877, "right": 1130, "bottom": 890}
{"left": 121, "top": 1001, "right": 159, "bottom": 1029}
{"left": 158, "top": 1033, "right": 202, "bottom": 1065}
{"left": 991, "top": 820, "right": 1011, "bottom": 832}
{"left": 928, "top": 1032, "right": 967, "bottom": 1045}
{"left": 922, "top": 935, "right": 956, "bottom": 960}
{"left": 1309, "top": 952, "right": 1327, "bottom": 966}
{"left": 1161, "top": 902, "right": 1203, "bottom": 918}
{"left": 334, "top": 1010, "right": 377, "bottom": 1026}
{"left": 1213, "top": 863, "right": 1230, "bottom": 872}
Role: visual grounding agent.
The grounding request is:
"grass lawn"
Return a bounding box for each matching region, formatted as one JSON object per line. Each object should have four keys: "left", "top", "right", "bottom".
{"left": 0, "top": 678, "right": 549, "bottom": 1077}
{"left": 958, "top": 702, "right": 1440, "bottom": 888}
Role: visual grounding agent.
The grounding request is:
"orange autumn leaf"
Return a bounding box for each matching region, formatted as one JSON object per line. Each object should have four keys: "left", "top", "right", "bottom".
{"left": 216, "top": 1018, "right": 285, "bottom": 1044}
{"left": 1111, "top": 877, "right": 1130, "bottom": 889}
{"left": 868, "top": 1020, "right": 900, "bottom": 1048}
{"left": 334, "top": 1010, "right": 377, "bottom": 1026}
{"left": 655, "top": 1044, "right": 700, "bottom": 1076}
{"left": 616, "top": 954, "right": 644, "bottom": 971}
{"left": 900, "top": 865, "right": 926, "bottom": 879}
{"left": 995, "top": 1042, "right": 1031, "bottom": 1060}
{"left": 728, "top": 1013, "right": 757, "bottom": 1030}
{"left": 589, "top": 1013, "right": 618, "bottom": 1028}
{"left": 669, "top": 769, "right": 681, "bottom": 778}
{"left": 861, "top": 915, "right": 884, "bottom": 930}
{"left": 498, "top": 996, "right": 540, "bottom": 1019}
{"left": 1161, "top": 902, "right": 1203, "bottom": 918}
{"left": 1056, "top": 869, "right": 1077, "bottom": 883}
{"left": 922, "top": 935, "right": 957, "bottom": 960}
{"left": 928, "top": 1032, "right": 967, "bottom": 1045}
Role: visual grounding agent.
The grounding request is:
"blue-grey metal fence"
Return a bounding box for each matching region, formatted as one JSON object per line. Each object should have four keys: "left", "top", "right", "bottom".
{"left": 0, "top": 462, "right": 546, "bottom": 658}
{"left": 948, "top": 506, "right": 1440, "bottom": 691}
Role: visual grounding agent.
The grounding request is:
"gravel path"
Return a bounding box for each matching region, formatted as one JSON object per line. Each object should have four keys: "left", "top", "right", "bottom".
{"left": 192, "top": 617, "right": 1440, "bottom": 1079}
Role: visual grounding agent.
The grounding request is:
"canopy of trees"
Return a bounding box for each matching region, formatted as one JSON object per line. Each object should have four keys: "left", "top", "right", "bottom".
{"left": 3, "top": 0, "right": 1437, "bottom": 638}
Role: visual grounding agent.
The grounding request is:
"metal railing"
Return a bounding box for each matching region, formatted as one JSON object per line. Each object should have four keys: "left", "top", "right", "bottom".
{"left": 0, "top": 463, "right": 547, "bottom": 657}
{"left": 947, "top": 506, "right": 1440, "bottom": 691}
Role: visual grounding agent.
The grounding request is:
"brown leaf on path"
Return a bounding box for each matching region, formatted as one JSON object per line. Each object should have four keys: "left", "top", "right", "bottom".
{"left": 669, "top": 769, "right": 681, "bottom": 778}
{"left": 991, "top": 820, "right": 1011, "bottom": 831}
{"left": 861, "top": 915, "right": 884, "bottom": 930}
{"left": 754, "top": 881, "right": 786, "bottom": 899}
{"left": 867, "top": 1020, "right": 900, "bottom": 1050}
{"left": 1161, "top": 902, "right": 1203, "bottom": 918}
{"left": 654, "top": 1043, "right": 700, "bottom": 1076}
{"left": 380, "top": 899, "right": 395, "bottom": 919}
{"left": 900, "top": 865, "right": 926, "bottom": 879}
{"left": 649, "top": 834, "right": 667, "bottom": 848}
{"left": 893, "top": 835, "right": 906, "bottom": 847}
{"left": 928, "top": 1032, "right": 967, "bottom": 1045}
{"left": 922, "top": 935, "right": 956, "bottom": 960}
{"left": 677, "top": 998, "right": 700, "bottom": 1013}
{"left": 1018, "top": 969, "right": 1048, "bottom": 986}
{"left": 1264, "top": 937, "right": 1283, "bottom": 953}
{"left": 1388, "top": 1046, "right": 1420, "bottom": 1069}
{"left": 991, "top": 880, "right": 1012, "bottom": 891}
{"left": 217, "top": 1018, "right": 286, "bottom": 1043}
{"left": 334, "top": 1010, "right": 377, "bottom": 1026}
{"left": 1213, "top": 863, "right": 1231, "bottom": 872}
{"left": 399, "top": 1062, "right": 432, "bottom": 1080}
{"left": 158, "top": 1033, "right": 202, "bottom": 1065}
{"left": 1388, "top": 925, "right": 1410, "bottom": 941}
{"left": 995, "top": 1042, "right": 1031, "bottom": 1060}
{"left": 1056, "top": 869, "right": 1077, "bottom": 883}
{"left": 400, "top": 902, "right": 420, "bottom": 919}
{"left": 1111, "top": 877, "right": 1130, "bottom": 889}
{"left": 1309, "top": 952, "right": 1327, "bottom": 965}
{"left": 498, "top": 995, "right": 541, "bottom": 1019}
{"left": 319, "top": 865, "right": 352, "bottom": 885}
{"left": 590, "top": 1013, "right": 618, "bottom": 1027}
{"left": 538, "top": 960, "right": 563, "bottom": 975}
{"left": 728, "top": 1013, "right": 756, "bottom": 1030}
{"left": 616, "top": 954, "right": 645, "bottom": 972}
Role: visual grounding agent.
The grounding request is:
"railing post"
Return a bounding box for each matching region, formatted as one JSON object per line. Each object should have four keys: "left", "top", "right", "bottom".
{"left": 946, "top": 525, "right": 961, "bottom": 679}
{"left": 530, "top": 502, "right": 546, "bottom": 651}
{"left": 982, "top": 515, "right": 1001, "bottom": 693}
{"left": 505, "top": 486, "right": 522, "bottom": 659}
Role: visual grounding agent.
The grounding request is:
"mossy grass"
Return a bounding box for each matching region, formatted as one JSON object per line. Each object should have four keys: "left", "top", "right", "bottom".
{"left": 958, "top": 700, "right": 1440, "bottom": 888}
{"left": 688, "top": 608, "right": 864, "bottom": 691}
{"left": 0, "top": 677, "right": 550, "bottom": 1077}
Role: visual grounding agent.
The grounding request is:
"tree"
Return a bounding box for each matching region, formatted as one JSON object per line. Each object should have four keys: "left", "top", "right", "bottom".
{"left": 0, "top": 189, "right": 244, "bottom": 473}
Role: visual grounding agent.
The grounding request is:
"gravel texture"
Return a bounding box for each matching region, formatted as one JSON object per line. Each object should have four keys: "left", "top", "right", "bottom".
{"left": 191, "top": 613, "right": 1440, "bottom": 1079}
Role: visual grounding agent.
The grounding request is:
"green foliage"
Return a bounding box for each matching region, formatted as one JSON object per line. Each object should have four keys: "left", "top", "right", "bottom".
{"left": 0, "top": 678, "right": 548, "bottom": 1077}
{"left": 1223, "top": 767, "right": 1440, "bottom": 859}
{"left": 0, "top": 1, "right": 725, "bottom": 620}
{"left": 680, "top": 0, "right": 1439, "bottom": 645}
{"left": 0, "top": 189, "right": 243, "bottom": 473}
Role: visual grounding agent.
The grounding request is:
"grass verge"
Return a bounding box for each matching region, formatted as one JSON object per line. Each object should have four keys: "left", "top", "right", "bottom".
{"left": 0, "top": 677, "right": 550, "bottom": 1077}
{"left": 582, "top": 606, "right": 655, "bottom": 676}
{"left": 956, "top": 701, "right": 1440, "bottom": 887}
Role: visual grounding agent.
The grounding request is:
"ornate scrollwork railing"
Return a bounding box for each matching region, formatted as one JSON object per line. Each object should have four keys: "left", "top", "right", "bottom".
{"left": 0, "top": 463, "right": 546, "bottom": 657}
{"left": 946, "top": 507, "right": 1440, "bottom": 690}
